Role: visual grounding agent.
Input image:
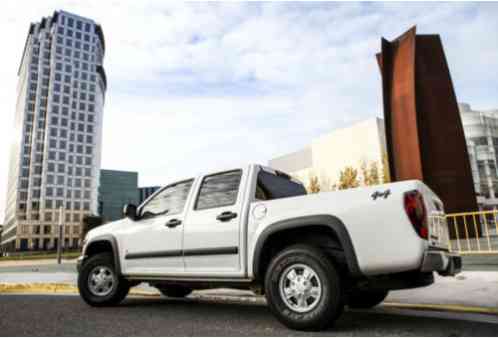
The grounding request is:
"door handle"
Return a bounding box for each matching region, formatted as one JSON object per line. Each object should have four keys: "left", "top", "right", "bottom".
{"left": 165, "top": 219, "right": 182, "bottom": 228}
{"left": 216, "top": 211, "right": 237, "bottom": 222}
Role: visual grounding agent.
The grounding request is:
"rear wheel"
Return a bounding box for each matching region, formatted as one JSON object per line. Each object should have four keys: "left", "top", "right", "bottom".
{"left": 264, "top": 244, "right": 344, "bottom": 331}
{"left": 347, "top": 289, "right": 388, "bottom": 309}
{"left": 157, "top": 285, "right": 192, "bottom": 298}
{"left": 78, "top": 253, "right": 130, "bottom": 307}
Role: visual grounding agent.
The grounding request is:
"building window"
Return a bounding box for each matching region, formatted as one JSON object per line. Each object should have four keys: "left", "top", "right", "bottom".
{"left": 473, "top": 137, "right": 488, "bottom": 146}
{"left": 480, "top": 183, "right": 491, "bottom": 199}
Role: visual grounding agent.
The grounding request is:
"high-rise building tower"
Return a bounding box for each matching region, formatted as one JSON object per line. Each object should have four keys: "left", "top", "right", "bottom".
{"left": 1, "top": 11, "right": 106, "bottom": 252}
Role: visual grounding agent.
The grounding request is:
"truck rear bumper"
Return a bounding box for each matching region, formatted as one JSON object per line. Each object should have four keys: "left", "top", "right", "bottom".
{"left": 421, "top": 250, "right": 462, "bottom": 276}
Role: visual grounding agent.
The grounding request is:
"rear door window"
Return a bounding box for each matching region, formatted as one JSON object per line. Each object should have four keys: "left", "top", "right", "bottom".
{"left": 195, "top": 170, "right": 242, "bottom": 210}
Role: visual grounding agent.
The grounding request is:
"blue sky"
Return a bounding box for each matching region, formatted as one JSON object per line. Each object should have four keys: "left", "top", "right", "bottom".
{"left": 0, "top": 1, "right": 497, "bottom": 220}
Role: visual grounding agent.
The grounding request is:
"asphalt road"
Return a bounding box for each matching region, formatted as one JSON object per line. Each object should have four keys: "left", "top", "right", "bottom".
{"left": 0, "top": 294, "right": 497, "bottom": 336}
{"left": 0, "top": 262, "right": 75, "bottom": 273}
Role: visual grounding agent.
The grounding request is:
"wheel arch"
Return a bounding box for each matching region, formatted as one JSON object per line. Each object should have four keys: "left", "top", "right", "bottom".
{"left": 83, "top": 235, "right": 122, "bottom": 276}
{"left": 252, "top": 214, "right": 362, "bottom": 281}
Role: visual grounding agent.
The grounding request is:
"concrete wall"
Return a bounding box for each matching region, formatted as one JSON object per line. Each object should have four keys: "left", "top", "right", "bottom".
{"left": 269, "top": 117, "right": 387, "bottom": 190}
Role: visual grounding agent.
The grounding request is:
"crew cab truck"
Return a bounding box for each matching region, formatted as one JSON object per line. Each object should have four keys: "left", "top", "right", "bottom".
{"left": 77, "top": 164, "right": 461, "bottom": 331}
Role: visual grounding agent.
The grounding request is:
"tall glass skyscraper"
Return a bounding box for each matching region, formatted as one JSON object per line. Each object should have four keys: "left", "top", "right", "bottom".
{"left": 1, "top": 11, "right": 106, "bottom": 251}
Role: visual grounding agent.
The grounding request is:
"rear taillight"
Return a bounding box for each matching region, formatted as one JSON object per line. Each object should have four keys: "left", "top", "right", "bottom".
{"left": 404, "top": 190, "right": 428, "bottom": 239}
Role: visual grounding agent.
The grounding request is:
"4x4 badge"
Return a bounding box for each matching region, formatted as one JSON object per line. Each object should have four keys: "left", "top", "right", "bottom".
{"left": 371, "top": 189, "right": 391, "bottom": 200}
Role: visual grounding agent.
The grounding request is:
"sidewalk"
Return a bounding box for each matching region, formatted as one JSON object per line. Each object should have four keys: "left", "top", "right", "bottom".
{"left": 1, "top": 265, "right": 497, "bottom": 312}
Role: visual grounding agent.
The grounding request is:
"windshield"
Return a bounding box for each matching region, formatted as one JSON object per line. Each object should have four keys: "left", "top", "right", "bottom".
{"left": 255, "top": 169, "right": 307, "bottom": 200}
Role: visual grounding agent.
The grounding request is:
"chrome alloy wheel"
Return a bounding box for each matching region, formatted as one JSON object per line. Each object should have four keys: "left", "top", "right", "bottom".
{"left": 278, "top": 263, "right": 322, "bottom": 313}
{"left": 88, "top": 266, "right": 115, "bottom": 297}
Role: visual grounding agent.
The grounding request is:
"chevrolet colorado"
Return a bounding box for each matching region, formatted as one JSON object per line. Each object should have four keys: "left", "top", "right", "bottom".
{"left": 77, "top": 164, "right": 460, "bottom": 330}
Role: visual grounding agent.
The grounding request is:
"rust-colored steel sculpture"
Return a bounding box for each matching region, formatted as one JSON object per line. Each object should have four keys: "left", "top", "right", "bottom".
{"left": 377, "top": 27, "right": 478, "bottom": 237}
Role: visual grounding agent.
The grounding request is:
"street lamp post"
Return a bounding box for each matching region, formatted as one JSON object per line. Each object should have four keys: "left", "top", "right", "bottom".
{"left": 0, "top": 224, "right": 3, "bottom": 256}
{"left": 57, "top": 207, "right": 64, "bottom": 264}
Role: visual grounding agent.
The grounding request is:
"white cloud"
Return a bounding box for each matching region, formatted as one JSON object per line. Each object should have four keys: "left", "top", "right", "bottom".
{"left": 0, "top": 1, "right": 497, "bottom": 220}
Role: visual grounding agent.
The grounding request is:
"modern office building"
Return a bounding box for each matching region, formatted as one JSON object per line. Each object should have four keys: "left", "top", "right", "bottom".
{"left": 98, "top": 170, "right": 139, "bottom": 223}
{"left": 270, "top": 118, "right": 387, "bottom": 190}
{"left": 460, "top": 103, "right": 498, "bottom": 210}
{"left": 138, "top": 186, "right": 160, "bottom": 204}
{"left": 1, "top": 11, "right": 106, "bottom": 251}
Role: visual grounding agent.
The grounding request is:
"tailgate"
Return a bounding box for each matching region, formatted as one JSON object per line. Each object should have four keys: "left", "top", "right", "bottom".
{"left": 428, "top": 207, "right": 449, "bottom": 249}
{"left": 423, "top": 189, "right": 449, "bottom": 249}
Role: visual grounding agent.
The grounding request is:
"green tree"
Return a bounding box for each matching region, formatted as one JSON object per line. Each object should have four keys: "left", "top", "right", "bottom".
{"left": 368, "top": 161, "right": 380, "bottom": 185}
{"left": 337, "top": 166, "right": 360, "bottom": 190}
{"left": 360, "top": 160, "right": 381, "bottom": 186}
{"left": 307, "top": 175, "right": 321, "bottom": 193}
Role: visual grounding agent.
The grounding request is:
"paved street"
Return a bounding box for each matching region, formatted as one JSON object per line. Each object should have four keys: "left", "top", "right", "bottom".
{"left": 0, "top": 294, "right": 497, "bottom": 336}
{"left": 2, "top": 260, "right": 498, "bottom": 309}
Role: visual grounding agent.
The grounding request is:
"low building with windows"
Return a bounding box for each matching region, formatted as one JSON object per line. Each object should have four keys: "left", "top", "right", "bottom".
{"left": 460, "top": 103, "right": 498, "bottom": 210}
{"left": 98, "top": 170, "right": 139, "bottom": 223}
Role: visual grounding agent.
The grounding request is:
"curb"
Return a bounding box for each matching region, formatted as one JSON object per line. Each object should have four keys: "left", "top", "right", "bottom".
{"left": 1, "top": 283, "right": 497, "bottom": 316}
{"left": 0, "top": 283, "right": 158, "bottom": 297}
{"left": 382, "top": 302, "right": 498, "bottom": 316}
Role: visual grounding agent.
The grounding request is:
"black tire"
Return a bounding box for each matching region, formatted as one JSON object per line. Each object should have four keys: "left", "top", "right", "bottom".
{"left": 347, "top": 289, "right": 388, "bottom": 309}
{"left": 78, "top": 252, "right": 130, "bottom": 307}
{"left": 264, "top": 244, "right": 344, "bottom": 331}
{"left": 156, "top": 285, "right": 192, "bottom": 298}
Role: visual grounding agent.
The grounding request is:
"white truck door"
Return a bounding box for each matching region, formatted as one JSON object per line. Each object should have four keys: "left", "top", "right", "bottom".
{"left": 182, "top": 169, "right": 247, "bottom": 276}
{"left": 121, "top": 179, "right": 194, "bottom": 275}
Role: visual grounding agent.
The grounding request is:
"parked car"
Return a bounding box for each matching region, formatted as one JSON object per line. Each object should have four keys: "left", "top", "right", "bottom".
{"left": 77, "top": 164, "right": 460, "bottom": 330}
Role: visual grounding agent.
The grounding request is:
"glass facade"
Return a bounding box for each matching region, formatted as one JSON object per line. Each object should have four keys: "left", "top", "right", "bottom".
{"left": 1, "top": 11, "right": 106, "bottom": 251}
{"left": 98, "top": 170, "right": 139, "bottom": 223}
{"left": 138, "top": 186, "right": 161, "bottom": 204}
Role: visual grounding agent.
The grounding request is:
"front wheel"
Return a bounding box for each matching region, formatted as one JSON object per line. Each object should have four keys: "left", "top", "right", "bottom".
{"left": 264, "top": 244, "right": 344, "bottom": 331}
{"left": 347, "top": 290, "right": 388, "bottom": 309}
{"left": 78, "top": 253, "right": 130, "bottom": 307}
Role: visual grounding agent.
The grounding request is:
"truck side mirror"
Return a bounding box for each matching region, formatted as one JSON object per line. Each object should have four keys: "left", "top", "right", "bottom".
{"left": 123, "top": 204, "right": 137, "bottom": 220}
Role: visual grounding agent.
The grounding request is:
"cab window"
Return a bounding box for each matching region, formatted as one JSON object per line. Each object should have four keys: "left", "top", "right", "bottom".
{"left": 255, "top": 169, "right": 307, "bottom": 201}
{"left": 141, "top": 179, "right": 193, "bottom": 219}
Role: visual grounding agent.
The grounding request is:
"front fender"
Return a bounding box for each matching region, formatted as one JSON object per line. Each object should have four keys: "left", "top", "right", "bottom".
{"left": 81, "top": 235, "right": 122, "bottom": 276}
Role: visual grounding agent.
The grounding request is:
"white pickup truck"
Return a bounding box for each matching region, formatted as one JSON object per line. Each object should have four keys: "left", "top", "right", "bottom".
{"left": 77, "top": 164, "right": 461, "bottom": 330}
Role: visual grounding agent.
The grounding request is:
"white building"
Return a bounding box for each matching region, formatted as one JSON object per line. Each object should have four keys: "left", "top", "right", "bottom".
{"left": 460, "top": 103, "right": 498, "bottom": 210}
{"left": 271, "top": 105, "right": 498, "bottom": 211}
{"left": 270, "top": 118, "right": 387, "bottom": 190}
{"left": 1, "top": 11, "right": 106, "bottom": 251}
